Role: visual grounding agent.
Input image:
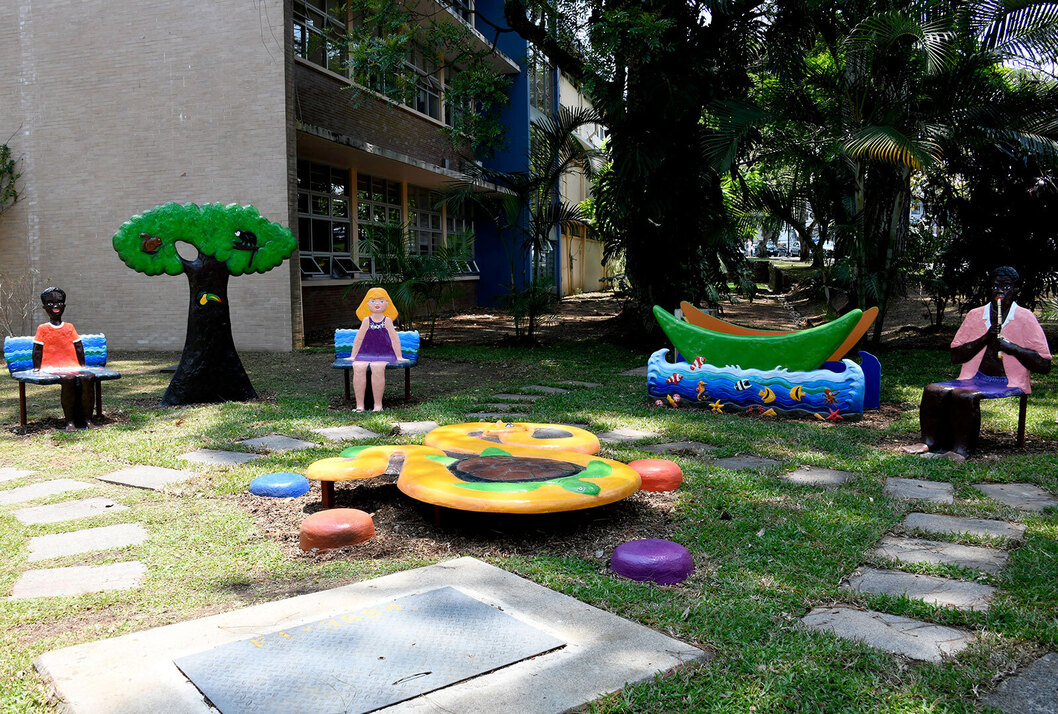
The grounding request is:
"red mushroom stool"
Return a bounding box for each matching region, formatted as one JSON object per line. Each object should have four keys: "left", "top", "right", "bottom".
{"left": 611, "top": 539, "right": 693, "bottom": 585}
{"left": 299, "top": 508, "right": 375, "bottom": 552}
{"left": 628, "top": 458, "right": 683, "bottom": 492}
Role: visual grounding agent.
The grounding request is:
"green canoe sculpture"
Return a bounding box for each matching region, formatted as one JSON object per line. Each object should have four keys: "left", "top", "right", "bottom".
{"left": 653, "top": 305, "right": 866, "bottom": 372}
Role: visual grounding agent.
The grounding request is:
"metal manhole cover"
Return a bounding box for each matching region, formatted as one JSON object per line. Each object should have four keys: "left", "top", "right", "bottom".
{"left": 174, "top": 586, "right": 565, "bottom": 713}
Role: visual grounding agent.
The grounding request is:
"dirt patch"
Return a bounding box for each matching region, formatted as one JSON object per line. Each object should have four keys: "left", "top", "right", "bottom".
{"left": 236, "top": 474, "right": 680, "bottom": 567}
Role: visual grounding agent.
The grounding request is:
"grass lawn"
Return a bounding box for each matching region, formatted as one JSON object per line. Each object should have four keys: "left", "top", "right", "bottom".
{"left": 1, "top": 338, "right": 1056, "bottom": 712}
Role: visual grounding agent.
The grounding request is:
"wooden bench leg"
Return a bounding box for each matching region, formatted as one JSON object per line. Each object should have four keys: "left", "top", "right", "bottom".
{"left": 1017, "top": 394, "right": 1027, "bottom": 448}
{"left": 344, "top": 368, "right": 351, "bottom": 401}
{"left": 19, "top": 382, "right": 27, "bottom": 427}
{"left": 405, "top": 366, "right": 411, "bottom": 402}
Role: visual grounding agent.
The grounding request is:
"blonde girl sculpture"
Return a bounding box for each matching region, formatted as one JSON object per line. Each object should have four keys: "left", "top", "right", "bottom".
{"left": 349, "top": 288, "right": 407, "bottom": 412}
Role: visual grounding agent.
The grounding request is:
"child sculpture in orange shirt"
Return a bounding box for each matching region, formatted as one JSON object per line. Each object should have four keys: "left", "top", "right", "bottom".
{"left": 31, "top": 287, "right": 97, "bottom": 430}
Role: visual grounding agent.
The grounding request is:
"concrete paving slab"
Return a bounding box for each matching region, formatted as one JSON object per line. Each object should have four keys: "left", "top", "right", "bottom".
{"left": 597, "top": 427, "right": 660, "bottom": 444}
{"left": 870, "top": 536, "right": 1008, "bottom": 575}
{"left": 982, "top": 652, "right": 1058, "bottom": 714}
{"left": 0, "top": 467, "right": 35, "bottom": 483}
{"left": 781, "top": 466, "right": 855, "bottom": 487}
{"left": 0, "top": 479, "right": 93, "bottom": 506}
{"left": 465, "top": 412, "right": 529, "bottom": 421}
{"left": 714, "top": 455, "right": 781, "bottom": 471}
{"left": 97, "top": 465, "right": 197, "bottom": 491}
{"left": 12, "top": 498, "right": 128, "bottom": 526}
{"left": 313, "top": 425, "right": 381, "bottom": 441}
{"left": 28, "top": 524, "right": 149, "bottom": 562}
{"left": 12, "top": 562, "right": 147, "bottom": 598}
{"left": 236, "top": 435, "right": 316, "bottom": 453}
{"left": 522, "top": 385, "right": 571, "bottom": 394}
{"left": 800, "top": 606, "right": 975, "bottom": 662}
{"left": 389, "top": 420, "right": 441, "bottom": 436}
{"left": 619, "top": 366, "right": 648, "bottom": 377}
{"left": 901, "top": 512, "right": 1025, "bottom": 541}
{"left": 975, "top": 483, "right": 1058, "bottom": 512}
{"left": 884, "top": 477, "right": 954, "bottom": 504}
{"left": 558, "top": 380, "right": 602, "bottom": 388}
{"left": 177, "top": 449, "right": 262, "bottom": 467}
{"left": 479, "top": 402, "right": 536, "bottom": 412}
{"left": 642, "top": 441, "right": 718, "bottom": 458}
{"left": 843, "top": 567, "right": 995, "bottom": 611}
{"left": 34, "top": 557, "right": 706, "bottom": 714}
{"left": 490, "top": 393, "right": 544, "bottom": 402}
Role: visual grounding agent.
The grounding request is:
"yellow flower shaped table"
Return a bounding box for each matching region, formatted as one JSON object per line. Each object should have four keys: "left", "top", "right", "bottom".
{"left": 305, "top": 422, "right": 640, "bottom": 513}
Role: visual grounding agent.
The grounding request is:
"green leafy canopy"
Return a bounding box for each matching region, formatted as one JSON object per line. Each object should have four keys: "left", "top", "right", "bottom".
{"left": 112, "top": 202, "right": 296, "bottom": 277}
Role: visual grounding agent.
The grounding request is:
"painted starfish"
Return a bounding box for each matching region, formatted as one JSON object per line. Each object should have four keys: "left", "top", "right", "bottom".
{"left": 825, "top": 408, "right": 844, "bottom": 421}
{"left": 709, "top": 399, "right": 725, "bottom": 413}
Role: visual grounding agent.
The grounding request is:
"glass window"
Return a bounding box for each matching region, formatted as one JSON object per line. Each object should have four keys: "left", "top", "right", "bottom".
{"left": 293, "top": 0, "right": 347, "bottom": 74}
{"left": 356, "top": 173, "right": 403, "bottom": 272}
{"left": 408, "top": 185, "right": 443, "bottom": 255}
{"left": 297, "top": 160, "right": 352, "bottom": 278}
{"left": 528, "top": 46, "right": 554, "bottom": 114}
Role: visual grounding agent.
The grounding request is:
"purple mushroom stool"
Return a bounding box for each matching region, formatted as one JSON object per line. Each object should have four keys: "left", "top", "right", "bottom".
{"left": 611, "top": 539, "right": 694, "bottom": 585}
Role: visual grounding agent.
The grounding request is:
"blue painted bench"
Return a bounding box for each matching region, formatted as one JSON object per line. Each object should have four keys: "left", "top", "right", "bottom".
{"left": 3, "top": 334, "right": 121, "bottom": 426}
{"left": 331, "top": 329, "right": 420, "bottom": 402}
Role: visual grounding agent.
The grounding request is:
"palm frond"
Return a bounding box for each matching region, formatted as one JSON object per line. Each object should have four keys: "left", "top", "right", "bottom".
{"left": 843, "top": 126, "right": 940, "bottom": 170}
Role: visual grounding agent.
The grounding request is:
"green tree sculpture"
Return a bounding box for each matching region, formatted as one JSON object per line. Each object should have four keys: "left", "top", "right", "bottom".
{"left": 113, "top": 202, "right": 296, "bottom": 405}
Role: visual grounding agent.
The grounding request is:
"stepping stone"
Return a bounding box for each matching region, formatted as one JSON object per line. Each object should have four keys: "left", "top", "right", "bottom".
{"left": 522, "top": 385, "right": 570, "bottom": 394}
{"left": 97, "top": 465, "right": 197, "bottom": 491}
{"left": 12, "top": 498, "right": 128, "bottom": 525}
{"left": 597, "top": 427, "right": 660, "bottom": 444}
{"left": 312, "top": 425, "right": 380, "bottom": 442}
{"left": 870, "top": 536, "right": 1008, "bottom": 575}
{"left": 884, "top": 477, "right": 954, "bottom": 504}
{"left": 611, "top": 539, "right": 694, "bottom": 585}
{"left": 0, "top": 467, "right": 34, "bottom": 483}
{"left": 559, "top": 380, "right": 602, "bottom": 388}
{"left": 628, "top": 459, "right": 684, "bottom": 492}
{"left": 983, "top": 652, "right": 1058, "bottom": 714}
{"left": 0, "top": 479, "right": 93, "bottom": 506}
{"left": 178, "top": 449, "right": 262, "bottom": 467}
{"left": 843, "top": 567, "right": 995, "bottom": 611}
{"left": 237, "top": 435, "right": 316, "bottom": 453}
{"left": 975, "top": 483, "right": 1058, "bottom": 512}
{"left": 901, "top": 513, "right": 1025, "bottom": 541}
{"left": 800, "top": 606, "right": 975, "bottom": 662}
{"left": 713, "top": 455, "right": 780, "bottom": 471}
{"left": 480, "top": 402, "right": 535, "bottom": 412}
{"left": 620, "top": 366, "right": 648, "bottom": 377}
{"left": 781, "top": 466, "right": 855, "bottom": 487}
{"left": 491, "top": 393, "right": 544, "bottom": 402}
{"left": 28, "top": 524, "right": 149, "bottom": 562}
{"left": 642, "top": 441, "right": 717, "bottom": 458}
{"left": 389, "top": 420, "right": 440, "bottom": 435}
{"left": 465, "top": 412, "right": 529, "bottom": 421}
{"left": 11, "top": 562, "right": 146, "bottom": 598}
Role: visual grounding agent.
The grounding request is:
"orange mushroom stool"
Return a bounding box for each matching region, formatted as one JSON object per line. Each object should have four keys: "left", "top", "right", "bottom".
{"left": 628, "top": 458, "right": 683, "bottom": 492}
{"left": 299, "top": 508, "right": 375, "bottom": 552}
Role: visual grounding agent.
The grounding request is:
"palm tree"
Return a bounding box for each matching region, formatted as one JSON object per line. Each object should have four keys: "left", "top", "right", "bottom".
{"left": 448, "top": 105, "right": 604, "bottom": 341}
{"left": 713, "top": 0, "right": 1058, "bottom": 341}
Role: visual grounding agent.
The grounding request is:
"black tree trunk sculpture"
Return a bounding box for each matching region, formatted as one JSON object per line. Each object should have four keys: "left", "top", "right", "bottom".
{"left": 162, "top": 253, "right": 257, "bottom": 405}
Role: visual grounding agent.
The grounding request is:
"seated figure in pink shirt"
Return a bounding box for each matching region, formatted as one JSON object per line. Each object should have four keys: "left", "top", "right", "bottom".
{"left": 907, "top": 267, "right": 1051, "bottom": 459}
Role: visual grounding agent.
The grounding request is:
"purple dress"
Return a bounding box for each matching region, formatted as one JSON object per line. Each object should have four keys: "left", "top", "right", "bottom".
{"left": 354, "top": 316, "right": 397, "bottom": 362}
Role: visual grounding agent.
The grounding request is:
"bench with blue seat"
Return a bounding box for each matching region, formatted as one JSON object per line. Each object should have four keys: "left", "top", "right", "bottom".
{"left": 331, "top": 329, "right": 420, "bottom": 403}
{"left": 3, "top": 334, "right": 121, "bottom": 426}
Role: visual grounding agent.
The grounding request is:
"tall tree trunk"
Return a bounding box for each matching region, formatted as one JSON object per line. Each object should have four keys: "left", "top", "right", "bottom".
{"left": 162, "top": 254, "right": 257, "bottom": 405}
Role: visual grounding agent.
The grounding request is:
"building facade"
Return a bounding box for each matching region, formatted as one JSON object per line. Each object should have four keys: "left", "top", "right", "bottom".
{"left": 1, "top": 0, "right": 602, "bottom": 350}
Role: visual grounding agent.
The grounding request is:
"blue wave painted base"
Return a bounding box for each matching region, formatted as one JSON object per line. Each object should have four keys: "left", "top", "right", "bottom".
{"left": 647, "top": 349, "right": 866, "bottom": 419}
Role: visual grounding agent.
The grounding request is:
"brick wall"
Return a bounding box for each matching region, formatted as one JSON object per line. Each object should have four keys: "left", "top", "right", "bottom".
{"left": 294, "top": 63, "right": 464, "bottom": 168}
{"left": 0, "top": 0, "right": 294, "bottom": 351}
{"left": 302, "top": 279, "right": 479, "bottom": 345}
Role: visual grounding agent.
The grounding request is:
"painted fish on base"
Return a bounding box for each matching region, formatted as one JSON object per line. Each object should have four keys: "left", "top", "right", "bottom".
{"left": 758, "top": 387, "right": 776, "bottom": 403}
